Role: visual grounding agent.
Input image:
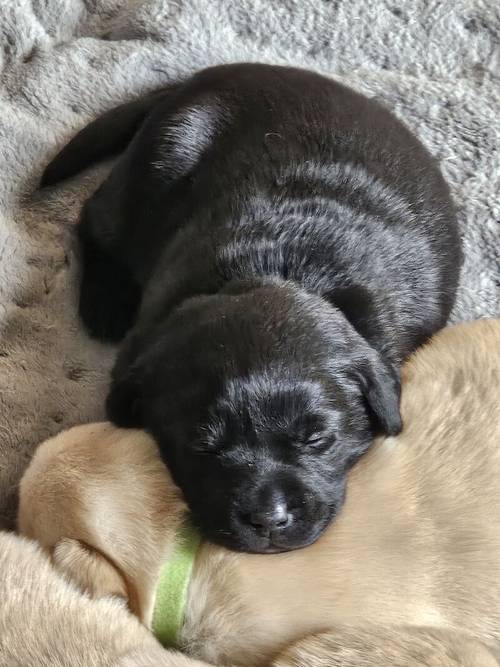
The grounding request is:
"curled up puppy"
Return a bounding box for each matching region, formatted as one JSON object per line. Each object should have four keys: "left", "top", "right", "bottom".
{"left": 0, "top": 531, "right": 206, "bottom": 667}
{"left": 18, "top": 319, "right": 500, "bottom": 666}
{"left": 41, "top": 63, "right": 462, "bottom": 553}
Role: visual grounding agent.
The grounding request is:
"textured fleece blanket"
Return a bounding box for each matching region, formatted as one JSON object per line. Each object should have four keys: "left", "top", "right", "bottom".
{"left": 0, "top": 0, "right": 499, "bottom": 529}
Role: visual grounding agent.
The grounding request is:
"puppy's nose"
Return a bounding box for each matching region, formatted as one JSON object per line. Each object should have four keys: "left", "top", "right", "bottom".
{"left": 248, "top": 502, "right": 290, "bottom": 534}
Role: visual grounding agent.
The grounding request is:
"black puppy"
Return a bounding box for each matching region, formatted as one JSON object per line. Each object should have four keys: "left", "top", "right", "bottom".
{"left": 42, "top": 64, "right": 461, "bottom": 553}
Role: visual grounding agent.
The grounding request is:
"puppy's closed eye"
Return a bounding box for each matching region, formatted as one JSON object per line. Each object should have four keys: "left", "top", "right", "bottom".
{"left": 304, "top": 433, "right": 324, "bottom": 445}
{"left": 303, "top": 433, "right": 334, "bottom": 451}
{"left": 292, "top": 412, "right": 336, "bottom": 448}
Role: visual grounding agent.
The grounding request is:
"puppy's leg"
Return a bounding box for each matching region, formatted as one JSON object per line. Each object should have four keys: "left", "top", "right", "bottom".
{"left": 272, "top": 626, "right": 499, "bottom": 667}
{"left": 53, "top": 538, "right": 128, "bottom": 602}
{"left": 78, "top": 201, "right": 141, "bottom": 343}
{"left": 0, "top": 531, "right": 208, "bottom": 666}
{"left": 53, "top": 542, "right": 217, "bottom": 667}
{"left": 105, "top": 326, "right": 148, "bottom": 426}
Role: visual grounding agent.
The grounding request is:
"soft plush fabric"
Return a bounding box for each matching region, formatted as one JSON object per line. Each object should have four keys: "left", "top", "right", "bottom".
{"left": 0, "top": 0, "right": 499, "bottom": 530}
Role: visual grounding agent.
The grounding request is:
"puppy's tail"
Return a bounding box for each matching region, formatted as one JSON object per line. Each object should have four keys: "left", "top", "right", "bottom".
{"left": 41, "top": 85, "right": 179, "bottom": 187}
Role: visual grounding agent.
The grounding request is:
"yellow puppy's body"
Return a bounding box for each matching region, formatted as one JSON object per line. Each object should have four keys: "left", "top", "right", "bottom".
{"left": 0, "top": 531, "right": 208, "bottom": 667}
{"left": 18, "top": 320, "right": 500, "bottom": 666}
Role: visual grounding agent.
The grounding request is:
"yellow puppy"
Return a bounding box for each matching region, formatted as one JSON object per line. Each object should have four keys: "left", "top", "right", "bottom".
{"left": 0, "top": 531, "right": 208, "bottom": 666}
{"left": 18, "top": 320, "right": 500, "bottom": 666}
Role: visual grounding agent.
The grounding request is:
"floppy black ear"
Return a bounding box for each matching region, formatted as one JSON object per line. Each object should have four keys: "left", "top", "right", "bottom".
{"left": 105, "top": 368, "right": 143, "bottom": 428}
{"left": 358, "top": 355, "right": 402, "bottom": 436}
{"left": 326, "top": 284, "right": 387, "bottom": 353}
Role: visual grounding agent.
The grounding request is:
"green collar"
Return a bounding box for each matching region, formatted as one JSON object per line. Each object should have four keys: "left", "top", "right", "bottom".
{"left": 152, "top": 519, "right": 202, "bottom": 647}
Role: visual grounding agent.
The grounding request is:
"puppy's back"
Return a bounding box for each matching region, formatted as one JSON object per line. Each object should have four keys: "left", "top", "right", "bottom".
{"left": 400, "top": 318, "right": 500, "bottom": 494}
{"left": 343, "top": 319, "right": 500, "bottom": 632}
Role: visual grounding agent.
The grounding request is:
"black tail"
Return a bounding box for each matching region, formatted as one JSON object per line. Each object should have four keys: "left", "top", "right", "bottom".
{"left": 41, "top": 86, "right": 179, "bottom": 187}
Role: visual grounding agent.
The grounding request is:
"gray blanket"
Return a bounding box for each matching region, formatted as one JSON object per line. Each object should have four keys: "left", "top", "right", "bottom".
{"left": 1, "top": 0, "right": 499, "bottom": 529}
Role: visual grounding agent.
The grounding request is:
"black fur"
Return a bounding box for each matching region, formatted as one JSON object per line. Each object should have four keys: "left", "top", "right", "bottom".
{"left": 42, "top": 64, "right": 462, "bottom": 553}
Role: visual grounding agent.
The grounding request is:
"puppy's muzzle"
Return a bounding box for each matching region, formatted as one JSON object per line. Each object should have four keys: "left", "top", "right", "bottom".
{"left": 241, "top": 488, "right": 292, "bottom": 537}
{"left": 231, "top": 474, "right": 329, "bottom": 553}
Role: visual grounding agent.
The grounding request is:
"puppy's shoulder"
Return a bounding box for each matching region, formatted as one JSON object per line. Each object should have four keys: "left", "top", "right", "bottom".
{"left": 18, "top": 422, "right": 171, "bottom": 543}
{"left": 396, "top": 319, "right": 500, "bottom": 485}
{"left": 404, "top": 319, "right": 500, "bottom": 385}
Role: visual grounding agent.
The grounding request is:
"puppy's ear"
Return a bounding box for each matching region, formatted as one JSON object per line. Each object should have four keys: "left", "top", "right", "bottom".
{"left": 357, "top": 355, "right": 402, "bottom": 436}
{"left": 326, "top": 284, "right": 386, "bottom": 353}
{"left": 106, "top": 367, "right": 143, "bottom": 428}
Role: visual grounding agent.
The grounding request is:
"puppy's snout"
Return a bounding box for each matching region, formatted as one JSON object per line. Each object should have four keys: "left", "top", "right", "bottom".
{"left": 240, "top": 487, "right": 293, "bottom": 537}
{"left": 247, "top": 501, "right": 291, "bottom": 534}
{"left": 228, "top": 475, "right": 331, "bottom": 552}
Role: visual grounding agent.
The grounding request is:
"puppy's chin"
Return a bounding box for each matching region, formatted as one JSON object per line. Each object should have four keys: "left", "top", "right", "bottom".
{"left": 198, "top": 506, "right": 334, "bottom": 554}
{"left": 240, "top": 523, "right": 330, "bottom": 555}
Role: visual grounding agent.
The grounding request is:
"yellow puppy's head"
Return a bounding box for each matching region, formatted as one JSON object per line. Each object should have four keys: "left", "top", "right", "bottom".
{"left": 18, "top": 421, "right": 187, "bottom": 624}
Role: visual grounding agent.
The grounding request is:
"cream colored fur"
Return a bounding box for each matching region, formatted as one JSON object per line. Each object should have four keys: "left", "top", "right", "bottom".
{"left": 0, "top": 530, "right": 210, "bottom": 667}
{"left": 18, "top": 319, "right": 500, "bottom": 666}
{"left": 19, "top": 422, "right": 187, "bottom": 626}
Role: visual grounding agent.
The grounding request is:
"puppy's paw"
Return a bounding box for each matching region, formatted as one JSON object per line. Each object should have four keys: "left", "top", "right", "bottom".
{"left": 78, "top": 230, "right": 141, "bottom": 342}
{"left": 53, "top": 538, "right": 128, "bottom": 602}
{"left": 79, "top": 278, "right": 139, "bottom": 343}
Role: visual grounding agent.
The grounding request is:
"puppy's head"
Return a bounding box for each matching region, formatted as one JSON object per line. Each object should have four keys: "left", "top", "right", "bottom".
{"left": 107, "top": 282, "right": 400, "bottom": 553}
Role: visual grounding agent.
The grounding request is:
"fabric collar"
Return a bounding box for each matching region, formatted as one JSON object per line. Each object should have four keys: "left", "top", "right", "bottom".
{"left": 152, "top": 518, "right": 202, "bottom": 647}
